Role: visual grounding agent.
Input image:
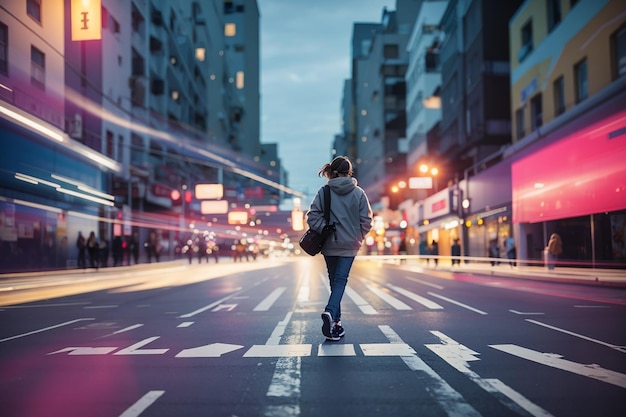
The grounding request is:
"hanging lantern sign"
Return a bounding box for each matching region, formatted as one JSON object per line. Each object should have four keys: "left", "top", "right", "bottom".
{"left": 71, "top": 0, "right": 102, "bottom": 41}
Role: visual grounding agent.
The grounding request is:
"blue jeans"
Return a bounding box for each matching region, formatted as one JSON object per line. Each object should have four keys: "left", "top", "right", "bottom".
{"left": 323, "top": 256, "right": 355, "bottom": 322}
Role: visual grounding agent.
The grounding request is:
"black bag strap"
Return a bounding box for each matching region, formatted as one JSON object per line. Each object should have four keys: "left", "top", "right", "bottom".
{"left": 323, "top": 185, "right": 331, "bottom": 225}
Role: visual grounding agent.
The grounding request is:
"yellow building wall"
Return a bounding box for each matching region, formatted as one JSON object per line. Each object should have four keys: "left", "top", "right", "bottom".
{"left": 509, "top": 0, "right": 626, "bottom": 141}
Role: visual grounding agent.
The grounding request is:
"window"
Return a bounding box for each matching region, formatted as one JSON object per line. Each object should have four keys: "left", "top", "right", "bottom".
{"left": 515, "top": 108, "right": 525, "bottom": 138}
{"left": 224, "top": 23, "right": 236, "bottom": 37}
{"left": 27, "top": 0, "right": 41, "bottom": 23}
{"left": 518, "top": 20, "right": 533, "bottom": 62}
{"left": 31, "top": 46, "right": 45, "bottom": 89}
{"left": 547, "top": 0, "right": 561, "bottom": 32}
{"left": 612, "top": 25, "right": 626, "bottom": 78}
{"left": 575, "top": 58, "right": 588, "bottom": 102}
{"left": 106, "top": 130, "right": 114, "bottom": 158}
{"left": 0, "top": 22, "right": 7, "bottom": 76}
{"left": 383, "top": 44, "right": 399, "bottom": 59}
{"left": 530, "top": 93, "right": 542, "bottom": 130}
{"left": 553, "top": 76, "right": 565, "bottom": 116}
{"left": 236, "top": 71, "right": 244, "bottom": 89}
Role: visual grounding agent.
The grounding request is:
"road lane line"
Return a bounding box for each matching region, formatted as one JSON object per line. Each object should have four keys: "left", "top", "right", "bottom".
{"left": 177, "top": 321, "right": 194, "bottom": 328}
{"left": 0, "top": 318, "right": 94, "bottom": 343}
{"left": 297, "top": 271, "right": 310, "bottom": 302}
{"left": 490, "top": 344, "right": 626, "bottom": 389}
{"left": 100, "top": 324, "right": 143, "bottom": 338}
{"left": 428, "top": 292, "right": 487, "bottom": 315}
{"left": 378, "top": 325, "right": 482, "bottom": 417}
{"left": 387, "top": 284, "right": 443, "bottom": 309}
{"left": 366, "top": 284, "right": 412, "bottom": 310}
{"left": 118, "top": 390, "right": 165, "bottom": 417}
{"left": 428, "top": 331, "right": 554, "bottom": 417}
{"left": 178, "top": 288, "right": 243, "bottom": 318}
{"left": 264, "top": 318, "right": 305, "bottom": 416}
{"left": 484, "top": 378, "right": 554, "bottom": 417}
{"left": 510, "top": 310, "right": 544, "bottom": 315}
{"left": 254, "top": 287, "right": 287, "bottom": 311}
{"left": 525, "top": 319, "right": 626, "bottom": 353}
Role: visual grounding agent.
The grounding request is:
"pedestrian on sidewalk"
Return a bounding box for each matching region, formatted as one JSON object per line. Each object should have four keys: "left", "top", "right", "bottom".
{"left": 505, "top": 235, "right": 516, "bottom": 267}
{"left": 76, "top": 231, "right": 86, "bottom": 269}
{"left": 87, "top": 231, "right": 98, "bottom": 269}
{"left": 546, "top": 233, "right": 562, "bottom": 270}
{"left": 489, "top": 239, "right": 500, "bottom": 266}
{"left": 451, "top": 239, "right": 461, "bottom": 265}
{"left": 306, "top": 156, "right": 372, "bottom": 342}
{"left": 431, "top": 239, "right": 439, "bottom": 266}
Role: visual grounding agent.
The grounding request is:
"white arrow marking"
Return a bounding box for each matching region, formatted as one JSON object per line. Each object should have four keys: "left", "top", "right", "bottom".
{"left": 490, "top": 344, "right": 626, "bottom": 389}
{"left": 378, "top": 325, "right": 482, "bottom": 417}
{"left": 114, "top": 337, "right": 168, "bottom": 355}
{"left": 428, "top": 331, "right": 554, "bottom": 417}
{"left": 48, "top": 346, "right": 118, "bottom": 355}
{"left": 179, "top": 288, "right": 243, "bottom": 318}
{"left": 212, "top": 304, "right": 237, "bottom": 312}
{"left": 175, "top": 343, "right": 244, "bottom": 358}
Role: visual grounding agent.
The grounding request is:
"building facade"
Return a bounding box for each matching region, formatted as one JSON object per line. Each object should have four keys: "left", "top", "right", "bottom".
{"left": 508, "top": 0, "right": 626, "bottom": 266}
{"left": 0, "top": 0, "right": 289, "bottom": 272}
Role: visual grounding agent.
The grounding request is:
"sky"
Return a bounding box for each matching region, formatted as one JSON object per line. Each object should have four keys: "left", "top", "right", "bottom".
{"left": 258, "top": 0, "right": 395, "bottom": 207}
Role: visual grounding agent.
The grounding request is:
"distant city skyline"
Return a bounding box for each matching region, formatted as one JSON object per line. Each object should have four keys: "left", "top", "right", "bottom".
{"left": 259, "top": 0, "right": 394, "bottom": 207}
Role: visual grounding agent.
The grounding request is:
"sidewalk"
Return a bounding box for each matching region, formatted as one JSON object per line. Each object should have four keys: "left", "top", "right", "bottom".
{"left": 361, "top": 256, "right": 626, "bottom": 288}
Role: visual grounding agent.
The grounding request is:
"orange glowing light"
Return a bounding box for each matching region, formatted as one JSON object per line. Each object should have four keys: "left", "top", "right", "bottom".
{"left": 71, "top": 0, "right": 102, "bottom": 41}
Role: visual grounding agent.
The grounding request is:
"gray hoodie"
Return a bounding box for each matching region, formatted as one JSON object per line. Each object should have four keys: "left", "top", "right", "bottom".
{"left": 306, "top": 177, "right": 373, "bottom": 256}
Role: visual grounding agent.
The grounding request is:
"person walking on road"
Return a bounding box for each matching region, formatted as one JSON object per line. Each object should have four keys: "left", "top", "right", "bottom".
{"left": 306, "top": 156, "right": 372, "bottom": 342}
{"left": 546, "top": 233, "right": 562, "bottom": 270}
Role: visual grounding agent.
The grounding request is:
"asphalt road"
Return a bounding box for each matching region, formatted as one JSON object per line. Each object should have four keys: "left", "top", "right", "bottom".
{"left": 1, "top": 258, "right": 625, "bottom": 417}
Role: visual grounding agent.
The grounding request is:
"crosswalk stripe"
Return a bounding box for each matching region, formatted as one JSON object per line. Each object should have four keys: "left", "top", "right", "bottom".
{"left": 365, "top": 284, "right": 412, "bottom": 310}
{"left": 387, "top": 284, "right": 444, "bottom": 309}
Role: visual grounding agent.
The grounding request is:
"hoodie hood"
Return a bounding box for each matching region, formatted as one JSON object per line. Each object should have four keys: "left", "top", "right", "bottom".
{"left": 327, "top": 176, "right": 357, "bottom": 195}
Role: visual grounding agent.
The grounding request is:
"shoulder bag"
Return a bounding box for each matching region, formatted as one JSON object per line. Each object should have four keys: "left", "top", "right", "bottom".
{"left": 299, "top": 185, "right": 335, "bottom": 256}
